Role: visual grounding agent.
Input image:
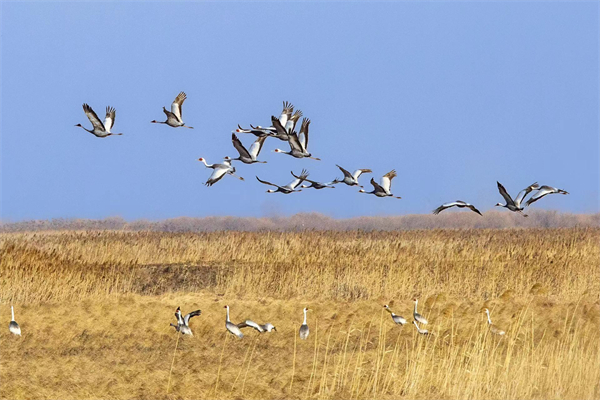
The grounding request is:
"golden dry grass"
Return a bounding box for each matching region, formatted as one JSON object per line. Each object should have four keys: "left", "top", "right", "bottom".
{"left": 1, "top": 228, "right": 599, "bottom": 399}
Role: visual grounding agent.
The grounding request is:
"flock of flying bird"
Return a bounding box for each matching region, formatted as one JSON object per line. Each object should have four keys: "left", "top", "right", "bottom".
{"left": 5, "top": 95, "right": 568, "bottom": 336}
{"left": 74, "top": 94, "right": 568, "bottom": 213}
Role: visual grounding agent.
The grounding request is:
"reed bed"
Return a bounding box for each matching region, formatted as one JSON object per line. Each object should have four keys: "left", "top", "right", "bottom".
{"left": 1, "top": 229, "right": 599, "bottom": 399}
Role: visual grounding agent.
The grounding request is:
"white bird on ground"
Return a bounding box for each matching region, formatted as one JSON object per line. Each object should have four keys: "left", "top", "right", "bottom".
{"left": 413, "top": 320, "right": 430, "bottom": 335}
{"left": 231, "top": 133, "right": 268, "bottom": 164}
{"left": 237, "top": 320, "right": 277, "bottom": 333}
{"left": 495, "top": 181, "right": 540, "bottom": 217}
{"left": 274, "top": 118, "right": 320, "bottom": 160}
{"left": 9, "top": 306, "right": 21, "bottom": 336}
{"left": 359, "top": 170, "right": 402, "bottom": 199}
{"left": 413, "top": 298, "right": 428, "bottom": 324}
{"left": 433, "top": 201, "right": 482, "bottom": 216}
{"left": 256, "top": 169, "right": 309, "bottom": 194}
{"left": 525, "top": 185, "right": 569, "bottom": 207}
{"left": 331, "top": 165, "right": 372, "bottom": 187}
{"left": 384, "top": 305, "right": 407, "bottom": 325}
{"left": 75, "top": 104, "right": 123, "bottom": 137}
{"left": 299, "top": 307, "right": 310, "bottom": 340}
{"left": 198, "top": 157, "right": 244, "bottom": 186}
{"left": 151, "top": 92, "right": 193, "bottom": 128}
{"left": 170, "top": 306, "right": 201, "bottom": 336}
{"left": 484, "top": 308, "right": 505, "bottom": 335}
{"left": 224, "top": 305, "right": 244, "bottom": 338}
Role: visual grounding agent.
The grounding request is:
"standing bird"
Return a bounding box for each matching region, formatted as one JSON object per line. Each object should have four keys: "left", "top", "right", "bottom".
{"left": 75, "top": 104, "right": 123, "bottom": 137}
{"left": 231, "top": 134, "right": 267, "bottom": 164}
{"left": 433, "top": 201, "right": 482, "bottom": 216}
{"left": 170, "top": 306, "right": 201, "bottom": 336}
{"left": 9, "top": 306, "right": 21, "bottom": 336}
{"left": 198, "top": 157, "right": 244, "bottom": 186}
{"left": 299, "top": 307, "right": 310, "bottom": 340}
{"left": 484, "top": 308, "right": 505, "bottom": 336}
{"left": 237, "top": 320, "right": 277, "bottom": 333}
{"left": 151, "top": 92, "right": 193, "bottom": 128}
{"left": 332, "top": 165, "right": 372, "bottom": 187}
{"left": 525, "top": 185, "right": 569, "bottom": 207}
{"left": 495, "top": 181, "right": 540, "bottom": 217}
{"left": 274, "top": 118, "right": 320, "bottom": 160}
{"left": 359, "top": 170, "right": 402, "bottom": 199}
{"left": 413, "top": 298, "right": 428, "bottom": 325}
{"left": 384, "top": 305, "right": 407, "bottom": 326}
{"left": 413, "top": 320, "right": 430, "bottom": 335}
{"left": 256, "top": 169, "right": 309, "bottom": 194}
{"left": 224, "top": 305, "right": 244, "bottom": 338}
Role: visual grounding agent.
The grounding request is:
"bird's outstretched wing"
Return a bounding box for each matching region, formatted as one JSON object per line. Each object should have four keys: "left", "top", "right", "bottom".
{"left": 83, "top": 104, "right": 105, "bottom": 131}
{"left": 171, "top": 91, "right": 187, "bottom": 122}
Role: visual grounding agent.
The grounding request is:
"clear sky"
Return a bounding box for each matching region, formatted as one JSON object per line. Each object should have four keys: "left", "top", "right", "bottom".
{"left": 1, "top": 2, "right": 598, "bottom": 221}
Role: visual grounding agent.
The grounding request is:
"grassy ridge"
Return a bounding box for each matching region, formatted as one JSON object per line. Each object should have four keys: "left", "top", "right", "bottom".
{"left": 1, "top": 229, "right": 599, "bottom": 399}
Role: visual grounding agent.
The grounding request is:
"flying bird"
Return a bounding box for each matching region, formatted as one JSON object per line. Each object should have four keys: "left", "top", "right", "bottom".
{"left": 332, "top": 165, "right": 372, "bottom": 187}
{"left": 495, "top": 181, "right": 539, "bottom": 217}
{"left": 235, "top": 101, "right": 295, "bottom": 138}
{"left": 198, "top": 157, "right": 244, "bottom": 186}
{"left": 274, "top": 118, "right": 320, "bottom": 160}
{"left": 231, "top": 133, "right": 268, "bottom": 164}
{"left": 256, "top": 169, "right": 309, "bottom": 194}
{"left": 359, "top": 170, "right": 402, "bottom": 198}
{"left": 433, "top": 201, "right": 482, "bottom": 216}
{"left": 75, "top": 104, "right": 123, "bottom": 137}
{"left": 170, "top": 306, "right": 201, "bottom": 336}
{"left": 525, "top": 185, "right": 569, "bottom": 207}
{"left": 151, "top": 92, "right": 193, "bottom": 128}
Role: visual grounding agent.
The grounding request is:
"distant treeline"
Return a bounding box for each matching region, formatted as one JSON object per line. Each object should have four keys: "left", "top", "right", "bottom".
{"left": 1, "top": 210, "right": 599, "bottom": 232}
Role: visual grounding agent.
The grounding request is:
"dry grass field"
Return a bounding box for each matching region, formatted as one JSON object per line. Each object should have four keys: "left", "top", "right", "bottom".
{"left": 1, "top": 228, "right": 599, "bottom": 399}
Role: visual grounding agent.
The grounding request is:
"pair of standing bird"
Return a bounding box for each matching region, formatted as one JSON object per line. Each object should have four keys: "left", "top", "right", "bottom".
{"left": 384, "top": 299, "right": 429, "bottom": 335}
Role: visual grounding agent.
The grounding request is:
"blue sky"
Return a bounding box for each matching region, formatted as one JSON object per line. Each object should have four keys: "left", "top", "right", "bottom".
{"left": 1, "top": 2, "right": 598, "bottom": 221}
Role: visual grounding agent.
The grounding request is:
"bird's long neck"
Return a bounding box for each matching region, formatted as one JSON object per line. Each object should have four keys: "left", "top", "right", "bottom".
{"left": 414, "top": 300, "right": 418, "bottom": 314}
{"left": 77, "top": 125, "right": 93, "bottom": 133}
{"left": 200, "top": 159, "right": 212, "bottom": 168}
{"left": 302, "top": 310, "right": 307, "bottom": 325}
{"left": 226, "top": 307, "right": 230, "bottom": 322}
{"left": 11, "top": 306, "right": 15, "bottom": 321}
{"left": 486, "top": 311, "right": 492, "bottom": 325}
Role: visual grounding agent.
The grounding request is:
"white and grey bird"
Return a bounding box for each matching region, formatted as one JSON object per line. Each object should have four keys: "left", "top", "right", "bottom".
{"left": 433, "top": 201, "right": 482, "bottom": 216}
{"left": 525, "top": 185, "right": 569, "bottom": 207}
{"left": 274, "top": 118, "right": 320, "bottom": 160}
{"left": 294, "top": 172, "right": 335, "bottom": 190}
{"left": 484, "top": 308, "right": 505, "bottom": 335}
{"left": 359, "top": 170, "right": 402, "bottom": 199}
{"left": 224, "top": 305, "right": 244, "bottom": 338}
{"left": 237, "top": 320, "right": 277, "bottom": 333}
{"left": 384, "top": 305, "right": 407, "bottom": 325}
{"left": 9, "top": 306, "right": 21, "bottom": 336}
{"left": 413, "top": 298, "right": 428, "bottom": 325}
{"left": 299, "top": 307, "right": 310, "bottom": 340}
{"left": 231, "top": 133, "right": 268, "bottom": 164}
{"left": 495, "top": 181, "right": 540, "bottom": 217}
{"left": 198, "top": 157, "right": 244, "bottom": 186}
{"left": 269, "top": 110, "right": 303, "bottom": 142}
{"left": 75, "top": 104, "right": 123, "bottom": 137}
{"left": 256, "top": 169, "right": 309, "bottom": 194}
{"left": 151, "top": 92, "right": 193, "bottom": 128}
{"left": 170, "top": 306, "right": 201, "bottom": 336}
{"left": 331, "top": 165, "right": 372, "bottom": 187}
{"left": 235, "top": 101, "right": 295, "bottom": 138}
{"left": 413, "top": 320, "right": 430, "bottom": 335}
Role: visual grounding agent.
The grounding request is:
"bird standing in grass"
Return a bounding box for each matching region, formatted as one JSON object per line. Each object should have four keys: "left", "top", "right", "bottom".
{"left": 484, "top": 308, "right": 505, "bottom": 336}
{"left": 384, "top": 305, "right": 407, "bottom": 325}
{"left": 9, "top": 306, "right": 21, "bottom": 336}
{"left": 413, "top": 298, "right": 428, "bottom": 325}
{"left": 299, "top": 307, "right": 310, "bottom": 340}
{"left": 170, "top": 306, "right": 201, "bottom": 336}
{"left": 224, "top": 305, "right": 244, "bottom": 338}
